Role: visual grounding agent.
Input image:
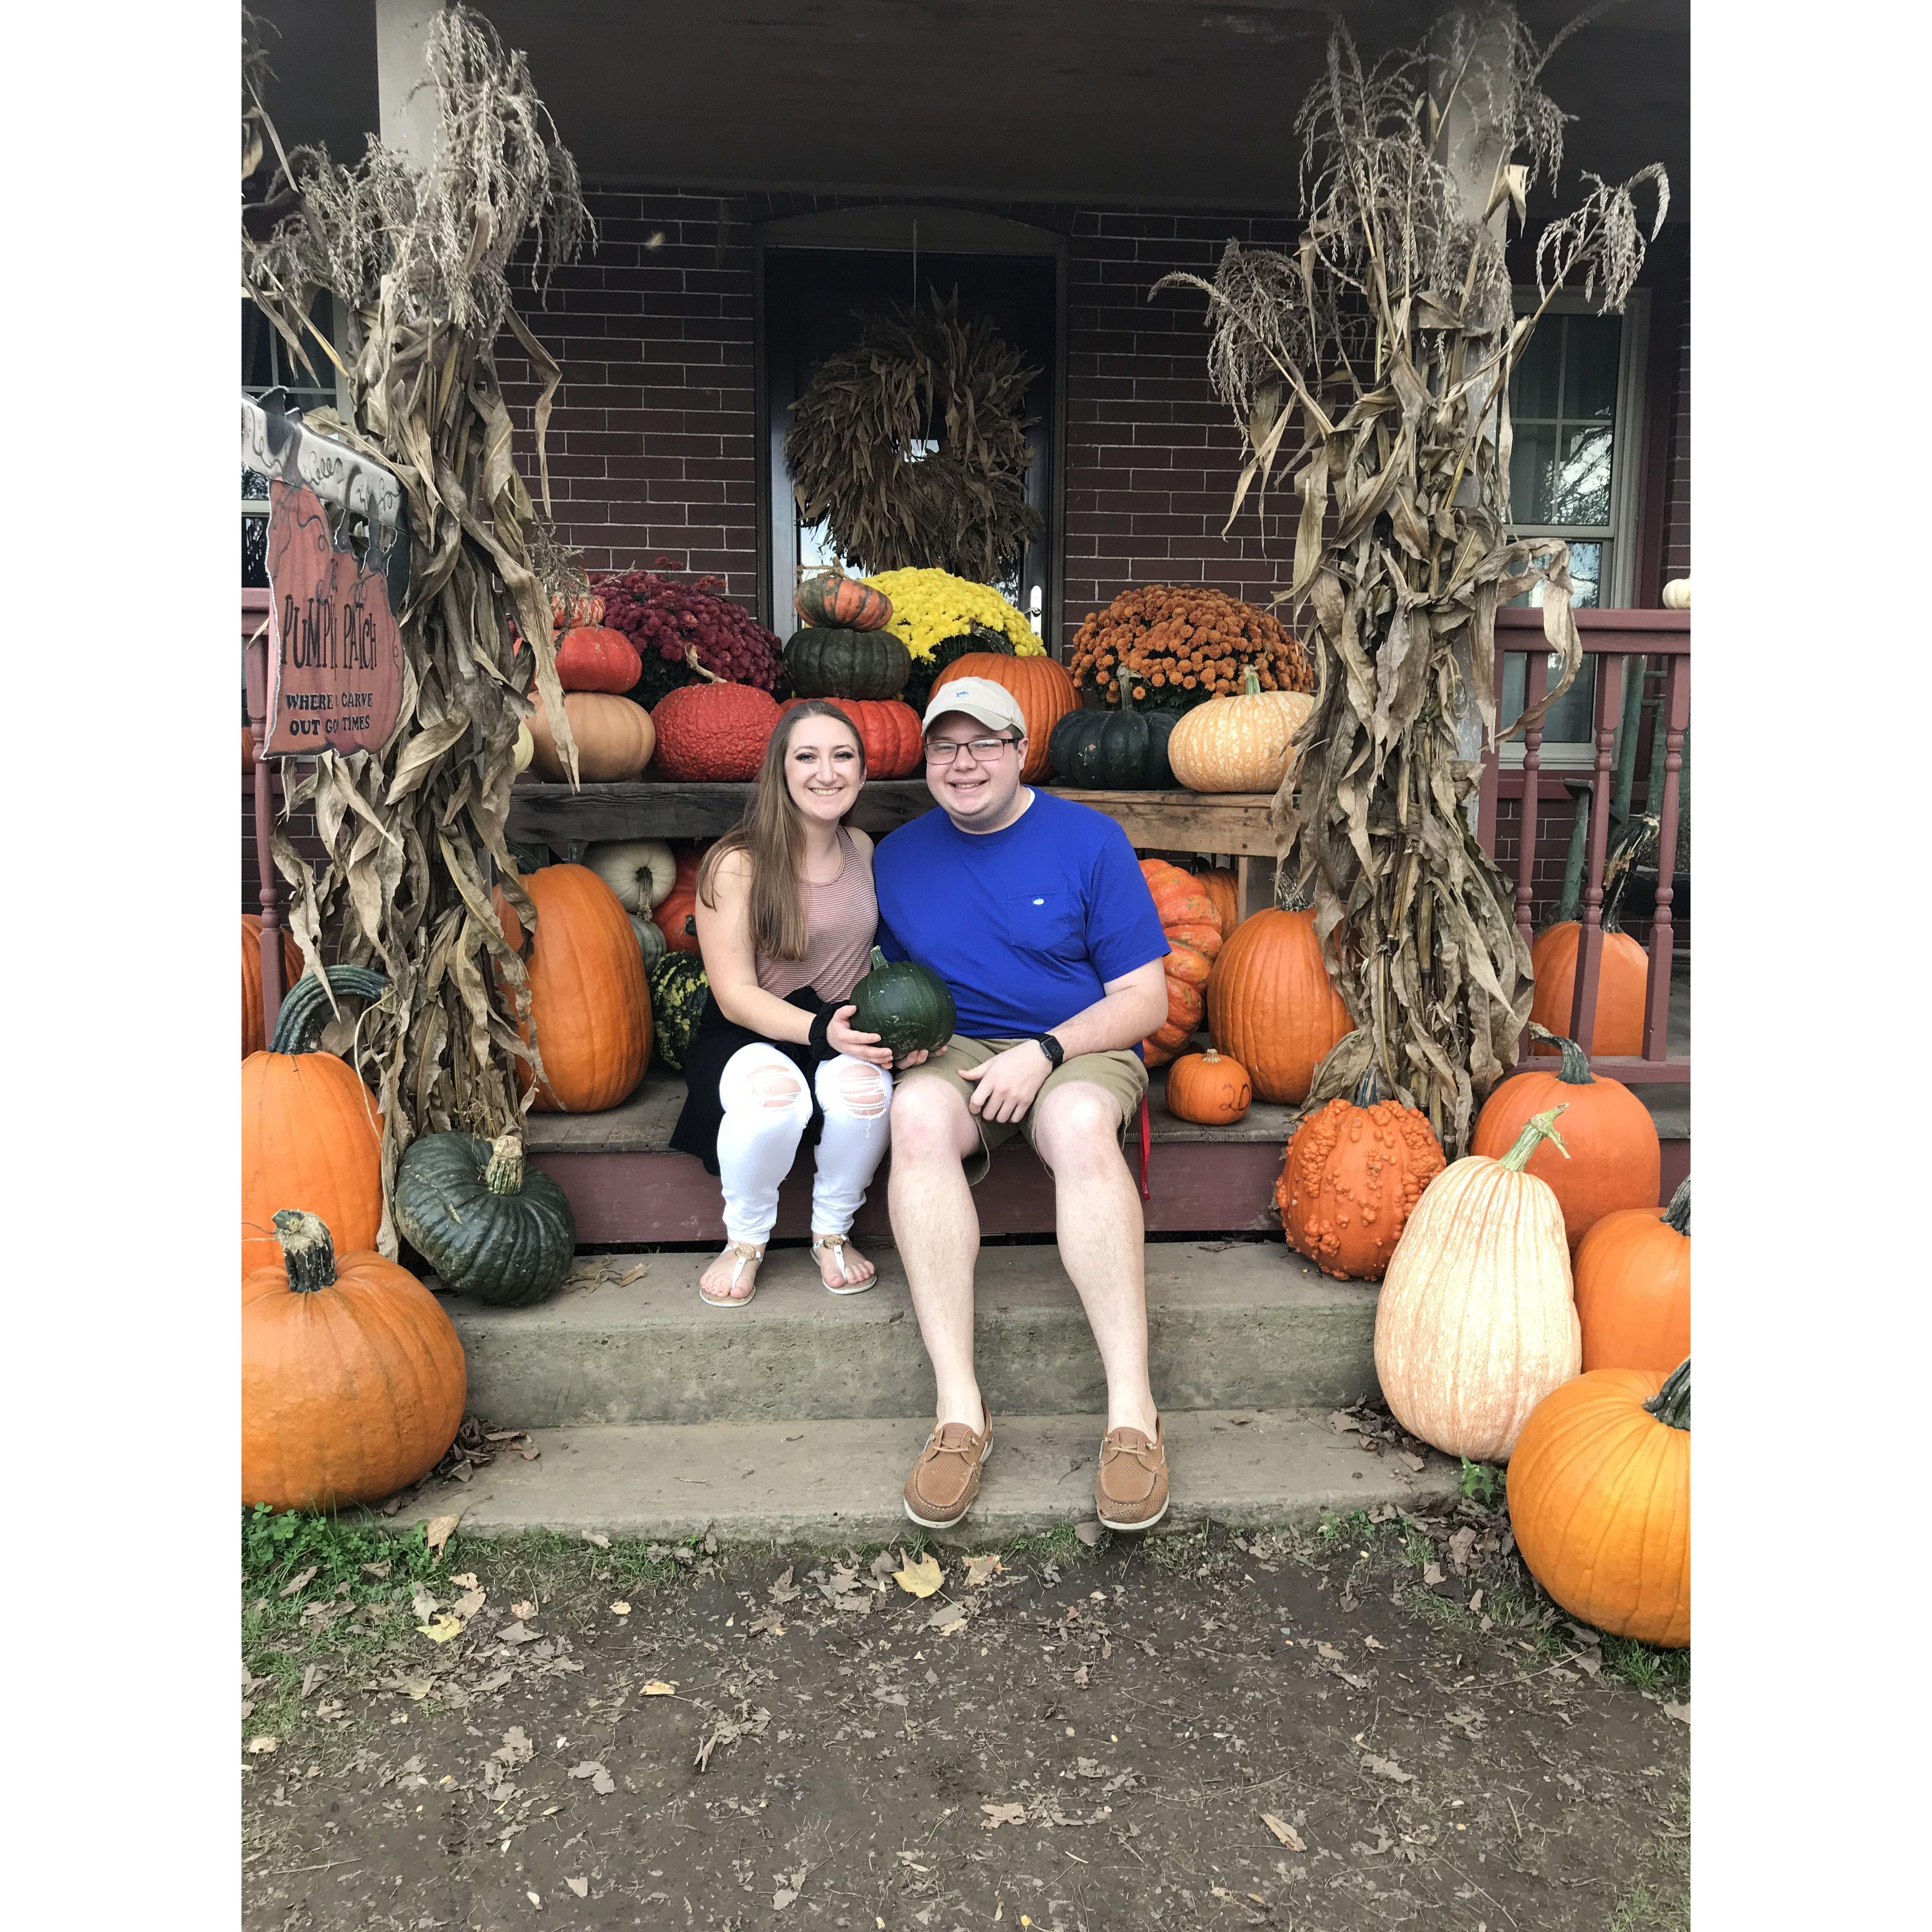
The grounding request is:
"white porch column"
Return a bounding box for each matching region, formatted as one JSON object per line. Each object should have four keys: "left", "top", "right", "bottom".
{"left": 376, "top": 0, "right": 442, "bottom": 163}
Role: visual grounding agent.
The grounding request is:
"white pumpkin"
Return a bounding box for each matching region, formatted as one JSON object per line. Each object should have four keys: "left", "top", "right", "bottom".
{"left": 1167, "top": 671, "right": 1315, "bottom": 794}
{"left": 513, "top": 719, "right": 535, "bottom": 774}
{"left": 1373, "top": 1107, "right": 1581, "bottom": 1463}
{"left": 586, "top": 838, "right": 677, "bottom": 915}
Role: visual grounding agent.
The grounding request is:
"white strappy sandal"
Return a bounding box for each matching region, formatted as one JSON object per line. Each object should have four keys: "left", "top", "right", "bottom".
{"left": 812, "top": 1232, "right": 877, "bottom": 1296}
{"left": 699, "top": 1241, "right": 764, "bottom": 1308}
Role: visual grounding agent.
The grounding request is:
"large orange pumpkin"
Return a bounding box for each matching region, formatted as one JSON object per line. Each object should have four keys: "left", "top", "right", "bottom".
{"left": 1276, "top": 1067, "right": 1445, "bottom": 1281}
{"left": 940, "top": 651, "right": 1076, "bottom": 783}
{"left": 527, "top": 690, "right": 656, "bottom": 782}
{"left": 1472, "top": 1032, "right": 1659, "bottom": 1249}
{"left": 242, "top": 966, "right": 386, "bottom": 1276}
{"left": 1206, "top": 907, "right": 1351, "bottom": 1104}
{"left": 242, "top": 1209, "right": 467, "bottom": 1511}
{"left": 1507, "top": 1359, "right": 1690, "bottom": 1647}
{"left": 1574, "top": 1178, "right": 1690, "bottom": 1371}
{"left": 1530, "top": 921, "right": 1650, "bottom": 1058}
{"left": 1165, "top": 1048, "right": 1251, "bottom": 1125}
{"left": 241, "top": 914, "right": 305, "bottom": 1058}
{"left": 1137, "top": 859, "right": 1223, "bottom": 1066}
{"left": 779, "top": 696, "right": 923, "bottom": 778}
{"left": 494, "top": 864, "right": 650, "bottom": 1112}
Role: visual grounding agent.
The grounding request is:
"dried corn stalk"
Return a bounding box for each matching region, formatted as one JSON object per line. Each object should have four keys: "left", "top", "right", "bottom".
{"left": 241, "top": 4, "right": 592, "bottom": 1248}
{"left": 1158, "top": 3, "right": 1666, "bottom": 1154}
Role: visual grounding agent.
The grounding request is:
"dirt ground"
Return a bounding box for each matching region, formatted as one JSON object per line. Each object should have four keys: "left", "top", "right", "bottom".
{"left": 242, "top": 1479, "right": 1689, "bottom": 1932}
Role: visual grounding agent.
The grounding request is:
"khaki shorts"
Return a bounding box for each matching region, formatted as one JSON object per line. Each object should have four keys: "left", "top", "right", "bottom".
{"left": 896, "top": 1036, "right": 1149, "bottom": 1186}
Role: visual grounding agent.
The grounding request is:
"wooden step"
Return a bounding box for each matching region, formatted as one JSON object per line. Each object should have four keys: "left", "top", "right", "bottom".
{"left": 443, "top": 1239, "right": 1380, "bottom": 1429}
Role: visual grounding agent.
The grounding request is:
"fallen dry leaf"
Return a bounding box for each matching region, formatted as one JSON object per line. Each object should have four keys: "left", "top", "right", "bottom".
{"left": 1663, "top": 1701, "right": 1690, "bottom": 1725}
{"left": 416, "top": 1614, "right": 464, "bottom": 1644}
{"left": 1398, "top": 1451, "right": 1426, "bottom": 1472}
{"left": 643, "top": 1680, "right": 677, "bottom": 1697}
{"left": 425, "top": 1514, "right": 461, "bottom": 1557}
{"left": 510, "top": 1599, "right": 537, "bottom": 1620}
{"left": 1362, "top": 1753, "right": 1414, "bottom": 1784}
{"left": 610, "top": 1601, "right": 632, "bottom": 1617}
{"left": 927, "top": 1602, "right": 968, "bottom": 1632}
{"left": 568, "top": 1760, "right": 616, "bottom": 1794}
{"left": 963, "top": 1554, "right": 1004, "bottom": 1587}
{"left": 1423, "top": 1562, "right": 1446, "bottom": 1587}
{"left": 450, "top": 1572, "right": 480, "bottom": 1589}
{"left": 450, "top": 1587, "right": 486, "bottom": 1621}
{"left": 566, "top": 1877, "right": 588, "bottom": 1899}
{"left": 360, "top": 1560, "right": 391, "bottom": 1581}
{"left": 1317, "top": 1643, "right": 1344, "bottom": 1662}
{"left": 894, "top": 1553, "right": 944, "bottom": 1598}
{"left": 1363, "top": 1634, "right": 1385, "bottom": 1650}
{"left": 583, "top": 1532, "right": 611, "bottom": 1550}
{"left": 494, "top": 1726, "right": 533, "bottom": 1767}
{"left": 1262, "top": 1812, "right": 1306, "bottom": 1852}
{"left": 1328, "top": 1412, "right": 1363, "bottom": 1436}
{"left": 981, "top": 1802, "right": 1026, "bottom": 1829}
{"left": 277, "top": 1565, "right": 318, "bottom": 1599}
{"left": 1074, "top": 1522, "right": 1105, "bottom": 1548}
{"left": 245, "top": 1736, "right": 278, "bottom": 1755}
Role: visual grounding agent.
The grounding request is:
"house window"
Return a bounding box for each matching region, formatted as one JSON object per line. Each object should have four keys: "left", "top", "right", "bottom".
{"left": 1500, "top": 292, "right": 1649, "bottom": 755}
{"left": 242, "top": 295, "right": 344, "bottom": 586}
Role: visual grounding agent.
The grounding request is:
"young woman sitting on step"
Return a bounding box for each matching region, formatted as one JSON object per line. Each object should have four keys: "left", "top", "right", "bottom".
{"left": 667, "top": 702, "right": 898, "bottom": 1307}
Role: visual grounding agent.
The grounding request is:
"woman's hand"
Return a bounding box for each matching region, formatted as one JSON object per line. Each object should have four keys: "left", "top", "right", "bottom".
{"left": 826, "top": 1005, "right": 895, "bottom": 1066}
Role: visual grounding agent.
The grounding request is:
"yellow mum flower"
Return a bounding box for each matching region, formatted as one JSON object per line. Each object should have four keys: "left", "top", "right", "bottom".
{"left": 861, "top": 568, "right": 1043, "bottom": 662}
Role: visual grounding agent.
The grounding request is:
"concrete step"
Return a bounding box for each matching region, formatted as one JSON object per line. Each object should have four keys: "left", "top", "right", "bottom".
{"left": 387, "top": 1409, "right": 1462, "bottom": 1544}
{"left": 443, "top": 1239, "right": 1381, "bottom": 1428}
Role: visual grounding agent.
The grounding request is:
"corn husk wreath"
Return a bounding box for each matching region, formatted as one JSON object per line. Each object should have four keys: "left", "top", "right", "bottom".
{"left": 242, "top": 5, "right": 592, "bottom": 1250}
{"left": 1157, "top": 3, "right": 1668, "bottom": 1156}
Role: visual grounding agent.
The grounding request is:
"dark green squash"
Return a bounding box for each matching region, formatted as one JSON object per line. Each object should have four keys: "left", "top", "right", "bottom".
{"left": 648, "top": 952, "right": 711, "bottom": 1072}
{"left": 392, "top": 1131, "right": 575, "bottom": 1308}
{"left": 1048, "top": 686, "right": 1178, "bottom": 789}
{"left": 849, "top": 946, "right": 956, "bottom": 1057}
{"left": 784, "top": 627, "right": 913, "bottom": 701}
{"left": 902, "top": 624, "right": 1015, "bottom": 714}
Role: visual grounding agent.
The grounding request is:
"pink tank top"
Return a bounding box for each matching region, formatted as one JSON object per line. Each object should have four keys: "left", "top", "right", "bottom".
{"left": 755, "top": 828, "right": 878, "bottom": 1004}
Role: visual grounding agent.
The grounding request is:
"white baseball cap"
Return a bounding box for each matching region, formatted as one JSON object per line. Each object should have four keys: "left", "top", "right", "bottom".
{"left": 921, "top": 676, "right": 1027, "bottom": 736}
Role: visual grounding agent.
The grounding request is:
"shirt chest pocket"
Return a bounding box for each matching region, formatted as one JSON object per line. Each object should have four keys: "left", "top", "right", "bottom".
{"left": 1004, "top": 890, "right": 1081, "bottom": 957}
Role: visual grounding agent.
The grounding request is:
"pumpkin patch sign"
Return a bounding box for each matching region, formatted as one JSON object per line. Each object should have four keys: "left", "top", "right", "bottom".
{"left": 263, "top": 475, "right": 404, "bottom": 757}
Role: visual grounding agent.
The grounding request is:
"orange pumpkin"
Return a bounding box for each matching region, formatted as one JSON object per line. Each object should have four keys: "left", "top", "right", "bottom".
{"left": 1136, "top": 859, "right": 1222, "bottom": 1066}
{"left": 1276, "top": 1066, "right": 1446, "bottom": 1281}
{"left": 553, "top": 624, "right": 644, "bottom": 694}
{"left": 1530, "top": 921, "right": 1650, "bottom": 1058}
{"left": 242, "top": 967, "right": 386, "bottom": 1276}
{"left": 1574, "top": 1178, "right": 1690, "bottom": 1372}
{"left": 1167, "top": 670, "right": 1315, "bottom": 793}
{"left": 795, "top": 567, "right": 894, "bottom": 632}
{"left": 1191, "top": 866, "right": 1241, "bottom": 940}
{"left": 654, "top": 885, "right": 701, "bottom": 954}
{"left": 1165, "top": 1048, "right": 1251, "bottom": 1125}
{"left": 241, "top": 914, "right": 305, "bottom": 1058}
{"left": 1506, "top": 1359, "right": 1690, "bottom": 1647}
{"left": 242, "top": 1210, "right": 467, "bottom": 1512}
{"left": 494, "top": 864, "right": 651, "bottom": 1112}
{"left": 941, "top": 651, "right": 1077, "bottom": 783}
{"left": 527, "top": 690, "right": 656, "bottom": 782}
{"left": 1472, "top": 1032, "right": 1659, "bottom": 1249}
{"left": 1207, "top": 907, "right": 1351, "bottom": 1104}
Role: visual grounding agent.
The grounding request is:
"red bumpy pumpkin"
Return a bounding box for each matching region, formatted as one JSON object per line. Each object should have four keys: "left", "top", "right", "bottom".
{"left": 650, "top": 658, "right": 782, "bottom": 781}
{"left": 1472, "top": 1031, "right": 1660, "bottom": 1249}
{"left": 1276, "top": 1066, "right": 1446, "bottom": 1281}
{"left": 780, "top": 697, "right": 923, "bottom": 779}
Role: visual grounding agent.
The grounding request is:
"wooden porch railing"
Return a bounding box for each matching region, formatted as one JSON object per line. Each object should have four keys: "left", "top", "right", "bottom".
{"left": 1477, "top": 606, "right": 1690, "bottom": 1085}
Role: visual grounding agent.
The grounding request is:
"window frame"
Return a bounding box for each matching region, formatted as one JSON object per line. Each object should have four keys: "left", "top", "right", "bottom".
{"left": 1499, "top": 287, "right": 1652, "bottom": 767}
{"left": 242, "top": 294, "right": 351, "bottom": 549}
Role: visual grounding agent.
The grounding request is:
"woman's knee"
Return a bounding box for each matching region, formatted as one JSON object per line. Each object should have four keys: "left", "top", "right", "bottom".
{"left": 817, "top": 1055, "right": 891, "bottom": 1122}
{"left": 721, "top": 1050, "right": 812, "bottom": 1126}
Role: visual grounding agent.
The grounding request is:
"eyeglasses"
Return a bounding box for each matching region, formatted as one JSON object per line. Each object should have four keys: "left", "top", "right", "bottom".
{"left": 924, "top": 734, "right": 1020, "bottom": 766}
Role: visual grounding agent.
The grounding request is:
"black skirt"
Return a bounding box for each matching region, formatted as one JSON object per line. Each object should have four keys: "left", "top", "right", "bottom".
{"left": 667, "top": 985, "right": 840, "bottom": 1177}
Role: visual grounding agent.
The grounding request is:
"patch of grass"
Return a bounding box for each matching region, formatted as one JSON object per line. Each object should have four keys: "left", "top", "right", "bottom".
{"left": 1459, "top": 1457, "right": 1504, "bottom": 1507}
{"left": 1314, "top": 1508, "right": 1375, "bottom": 1547}
{"left": 1005, "top": 1522, "right": 1083, "bottom": 1568}
{"left": 1149, "top": 1523, "right": 1210, "bottom": 1572}
{"left": 1602, "top": 1633, "right": 1691, "bottom": 1697}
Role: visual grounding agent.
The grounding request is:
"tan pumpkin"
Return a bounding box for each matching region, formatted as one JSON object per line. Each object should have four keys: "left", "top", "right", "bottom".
{"left": 493, "top": 864, "right": 651, "bottom": 1112}
{"left": 243, "top": 1210, "right": 467, "bottom": 1511}
{"left": 1167, "top": 670, "right": 1315, "bottom": 794}
{"left": 1206, "top": 906, "right": 1350, "bottom": 1104}
{"left": 1374, "top": 1107, "right": 1582, "bottom": 1462}
{"left": 1165, "top": 1048, "right": 1251, "bottom": 1125}
{"left": 527, "top": 691, "right": 656, "bottom": 782}
{"left": 939, "top": 651, "right": 1077, "bottom": 784}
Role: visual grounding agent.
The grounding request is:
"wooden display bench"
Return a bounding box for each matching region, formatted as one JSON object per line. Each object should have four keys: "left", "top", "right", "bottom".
{"left": 507, "top": 778, "right": 1284, "bottom": 911}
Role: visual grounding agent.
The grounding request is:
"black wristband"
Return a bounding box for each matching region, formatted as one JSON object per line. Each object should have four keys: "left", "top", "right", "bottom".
{"left": 1035, "top": 1031, "right": 1065, "bottom": 1069}
{"left": 807, "top": 1006, "right": 835, "bottom": 1057}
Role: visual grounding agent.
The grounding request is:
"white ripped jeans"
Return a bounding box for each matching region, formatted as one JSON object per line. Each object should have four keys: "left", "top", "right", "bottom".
{"left": 716, "top": 1044, "right": 893, "bottom": 1246}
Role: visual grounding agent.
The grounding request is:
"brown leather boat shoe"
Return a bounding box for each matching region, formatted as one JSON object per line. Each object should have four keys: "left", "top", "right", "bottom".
{"left": 1094, "top": 1413, "right": 1169, "bottom": 1531}
{"left": 902, "top": 1408, "right": 993, "bottom": 1530}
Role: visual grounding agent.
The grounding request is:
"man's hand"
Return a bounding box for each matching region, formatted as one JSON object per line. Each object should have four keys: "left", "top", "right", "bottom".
{"left": 893, "top": 1046, "right": 932, "bottom": 1071}
{"left": 958, "top": 1040, "right": 1053, "bottom": 1123}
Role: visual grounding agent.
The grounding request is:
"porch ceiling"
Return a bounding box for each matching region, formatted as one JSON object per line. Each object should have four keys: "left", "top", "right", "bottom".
{"left": 254, "top": 1, "right": 1687, "bottom": 218}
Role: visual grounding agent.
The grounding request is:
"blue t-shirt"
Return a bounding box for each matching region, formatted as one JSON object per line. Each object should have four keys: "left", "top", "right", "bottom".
{"left": 873, "top": 790, "right": 1169, "bottom": 1039}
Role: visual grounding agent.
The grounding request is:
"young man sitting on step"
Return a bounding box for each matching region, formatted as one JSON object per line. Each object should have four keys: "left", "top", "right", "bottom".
{"left": 871, "top": 676, "right": 1173, "bottom": 1533}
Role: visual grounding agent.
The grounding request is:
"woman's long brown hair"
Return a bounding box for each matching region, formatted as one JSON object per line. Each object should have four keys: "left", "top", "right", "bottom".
{"left": 696, "top": 702, "right": 865, "bottom": 962}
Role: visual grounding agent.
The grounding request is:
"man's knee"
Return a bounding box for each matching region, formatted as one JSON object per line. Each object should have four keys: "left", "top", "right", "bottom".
{"left": 1033, "top": 1082, "right": 1125, "bottom": 1172}
{"left": 890, "top": 1074, "right": 973, "bottom": 1161}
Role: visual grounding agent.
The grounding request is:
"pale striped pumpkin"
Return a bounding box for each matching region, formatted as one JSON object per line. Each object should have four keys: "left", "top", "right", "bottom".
{"left": 1166, "top": 670, "right": 1315, "bottom": 794}
{"left": 1373, "top": 1107, "right": 1581, "bottom": 1462}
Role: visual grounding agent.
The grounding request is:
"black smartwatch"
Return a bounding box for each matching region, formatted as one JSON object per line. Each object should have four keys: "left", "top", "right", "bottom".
{"left": 1035, "top": 1031, "right": 1066, "bottom": 1069}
